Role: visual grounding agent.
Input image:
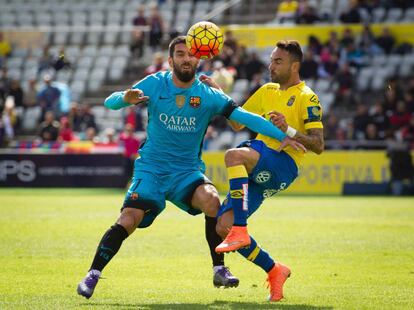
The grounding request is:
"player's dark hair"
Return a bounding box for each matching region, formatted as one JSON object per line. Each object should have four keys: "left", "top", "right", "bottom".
{"left": 276, "top": 40, "right": 303, "bottom": 64}
{"left": 169, "top": 36, "right": 187, "bottom": 57}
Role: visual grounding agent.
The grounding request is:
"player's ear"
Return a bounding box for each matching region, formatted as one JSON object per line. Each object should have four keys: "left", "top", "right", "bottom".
{"left": 292, "top": 61, "right": 300, "bottom": 74}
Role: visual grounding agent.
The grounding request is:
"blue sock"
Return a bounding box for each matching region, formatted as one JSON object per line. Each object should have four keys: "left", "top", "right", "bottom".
{"left": 227, "top": 165, "right": 248, "bottom": 226}
{"left": 237, "top": 236, "right": 275, "bottom": 272}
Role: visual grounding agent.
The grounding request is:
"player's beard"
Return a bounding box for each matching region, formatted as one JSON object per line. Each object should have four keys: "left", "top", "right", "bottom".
{"left": 270, "top": 69, "right": 291, "bottom": 85}
{"left": 173, "top": 61, "right": 197, "bottom": 83}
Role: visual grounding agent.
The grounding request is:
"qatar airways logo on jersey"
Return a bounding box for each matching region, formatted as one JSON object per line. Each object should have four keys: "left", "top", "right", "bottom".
{"left": 159, "top": 113, "right": 197, "bottom": 132}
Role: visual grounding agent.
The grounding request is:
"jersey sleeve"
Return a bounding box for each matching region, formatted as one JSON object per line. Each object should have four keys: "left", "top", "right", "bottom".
{"left": 241, "top": 85, "right": 266, "bottom": 116}
{"left": 131, "top": 74, "right": 160, "bottom": 100}
{"left": 211, "top": 88, "right": 238, "bottom": 118}
{"left": 301, "top": 93, "right": 323, "bottom": 130}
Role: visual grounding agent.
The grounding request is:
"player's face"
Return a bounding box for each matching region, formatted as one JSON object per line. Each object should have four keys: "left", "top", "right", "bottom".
{"left": 269, "top": 47, "right": 293, "bottom": 85}
{"left": 170, "top": 43, "right": 200, "bottom": 83}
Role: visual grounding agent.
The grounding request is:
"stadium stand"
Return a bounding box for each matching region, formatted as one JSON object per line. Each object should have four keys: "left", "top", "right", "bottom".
{"left": 0, "top": 0, "right": 413, "bottom": 153}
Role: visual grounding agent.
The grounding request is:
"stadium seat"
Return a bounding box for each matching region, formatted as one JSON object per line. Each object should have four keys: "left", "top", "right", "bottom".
{"left": 233, "top": 79, "right": 249, "bottom": 93}
{"left": 315, "top": 79, "right": 331, "bottom": 93}
{"left": 77, "top": 57, "right": 95, "bottom": 69}
{"left": 372, "top": 7, "right": 386, "bottom": 22}
{"left": 72, "top": 68, "right": 90, "bottom": 81}
{"left": 402, "top": 8, "right": 414, "bottom": 23}
{"left": 386, "top": 8, "right": 403, "bottom": 23}
{"left": 21, "top": 106, "right": 42, "bottom": 132}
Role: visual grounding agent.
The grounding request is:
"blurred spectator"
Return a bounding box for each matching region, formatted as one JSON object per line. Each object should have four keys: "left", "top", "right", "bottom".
{"left": 340, "top": 0, "right": 361, "bottom": 23}
{"left": 375, "top": 27, "right": 395, "bottom": 55}
{"left": 370, "top": 101, "right": 389, "bottom": 138}
{"left": 296, "top": 3, "right": 319, "bottom": 24}
{"left": 0, "top": 67, "right": 11, "bottom": 106}
{"left": 148, "top": 6, "right": 164, "bottom": 51}
{"left": 38, "top": 46, "right": 53, "bottom": 75}
{"left": 125, "top": 106, "right": 137, "bottom": 131}
{"left": 37, "top": 75, "right": 61, "bottom": 120}
{"left": 387, "top": 143, "right": 414, "bottom": 195}
{"left": 389, "top": 101, "right": 411, "bottom": 130}
{"left": 144, "top": 52, "right": 168, "bottom": 75}
{"left": 58, "top": 116, "right": 75, "bottom": 142}
{"left": 6, "top": 80, "right": 23, "bottom": 108}
{"left": 1, "top": 97, "right": 17, "bottom": 144}
{"left": 84, "top": 127, "right": 99, "bottom": 143}
{"left": 353, "top": 104, "right": 371, "bottom": 139}
{"left": 52, "top": 47, "right": 71, "bottom": 72}
{"left": 358, "top": 24, "right": 382, "bottom": 56}
{"left": 249, "top": 73, "right": 264, "bottom": 96}
{"left": 224, "top": 30, "right": 238, "bottom": 52}
{"left": 69, "top": 103, "right": 97, "bottom": 133}
{"left": 102, "top": 128, "right": 117, "bottom": 145}
{"left": 325, "top": 31, "right": 340, "bottom": 55}
{"left": 339, "top": 28, "right": 355, "bottom": 49}
{"left": 119, "top": 123, "right": 141, "bottom": 180}
{"left": 24, "top": 79, "right": 38, "bottom": 108}
{"left": 307, "top": 35, "right": 322, "bottom": 55}
{"left": 39, "top": 111, "right": 59, "bottom": 142}
{"left": 133, "top": 6, "right": 148, "bottom": 26}
{"left": 335, "top": 63, "right": 355, "bottom": 106}
{"left": 0, "top": 32, "right": 11, "bottom": 66}
{"left": 276, "top": 0, "right": 298, "bottom": 23}
{"left": 340, "top": 42, "right": 364, "bottom": 68}
{"left": 320, "top": 51, "right": 339, "bottom": 78}
{"left": 52, "top": 80, "right": 71, "bottom": 115}
{"left": 211, "top": 61, "right": 234, "bottom": 94}
{"left": 130, "top": 29, "right": 145, "bottom": 59}
{"left": 300, "top": 50, "right": 318, "bottom": 80}
{"left": 244, "top": 52, "right": 265, "bottom": 81}
{"left": 401, "top": 115, "right": 414, "bottom": 148}
{"left": 324, "top": 114, "right": 340, "bottom": 140}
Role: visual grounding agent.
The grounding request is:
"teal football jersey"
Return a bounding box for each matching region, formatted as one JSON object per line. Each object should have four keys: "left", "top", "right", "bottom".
{"left": 133, "top": 71, "right": 235, "bottom": 170}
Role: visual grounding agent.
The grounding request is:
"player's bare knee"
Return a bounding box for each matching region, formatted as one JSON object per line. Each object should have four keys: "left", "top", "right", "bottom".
{"left": 117, "top": 208, "right": 144, "bottom": 235}
{"left": 225, "top": 148, "right": 245, "bottom": 166}
{"left": 200, "top": 191, "right": 220, "bottom": 217}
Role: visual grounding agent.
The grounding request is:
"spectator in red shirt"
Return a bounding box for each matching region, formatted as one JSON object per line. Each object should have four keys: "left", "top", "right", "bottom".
{"left": 119, "top": 123, "right": 141, "bottom": 181}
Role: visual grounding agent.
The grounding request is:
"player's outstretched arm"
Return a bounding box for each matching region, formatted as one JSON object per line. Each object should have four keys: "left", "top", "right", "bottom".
{"left": 104, "top": 89, "right": 149, "bottom": 110}
{"left": 228, "top": 107, "right": 287, "bottom": 142}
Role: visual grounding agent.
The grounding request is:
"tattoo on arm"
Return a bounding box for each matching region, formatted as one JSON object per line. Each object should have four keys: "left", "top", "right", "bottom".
{"left": 294, "top": 128, "right": 324, "bottom": 154}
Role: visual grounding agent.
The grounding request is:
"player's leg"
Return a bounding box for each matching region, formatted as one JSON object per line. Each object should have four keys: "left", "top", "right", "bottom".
{"left": 216, "top": 145, "right": 260, "bottom": 253}
{"left": 191, "top": 183, "right": 239, "bottom": 288}
{"left": 216, "top": 190, "right": 290, "bottom": 302}
{"left": 168, "top": 172, "right": 239, "bottom": 288}
{"left": 78, "top": 169, "right": 166, "bottom": 299}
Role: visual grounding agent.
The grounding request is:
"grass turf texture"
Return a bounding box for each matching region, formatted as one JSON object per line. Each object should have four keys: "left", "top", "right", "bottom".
{"left": 0, "top": 189, "right": 413, "bottom": 309}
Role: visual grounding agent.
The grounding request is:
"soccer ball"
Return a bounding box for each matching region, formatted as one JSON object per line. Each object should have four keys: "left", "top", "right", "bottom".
{"left": 186, "top": 21, "right": 224, "bottom": 60}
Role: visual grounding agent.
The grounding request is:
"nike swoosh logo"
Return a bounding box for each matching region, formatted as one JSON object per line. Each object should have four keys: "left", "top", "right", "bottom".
{"left": 221, "top": 241, "right": 245, "bottom": 247}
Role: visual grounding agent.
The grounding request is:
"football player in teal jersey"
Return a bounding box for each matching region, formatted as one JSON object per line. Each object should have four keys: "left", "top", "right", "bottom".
{"left": 77, "top": 36, "right": 304, "bottom": 299}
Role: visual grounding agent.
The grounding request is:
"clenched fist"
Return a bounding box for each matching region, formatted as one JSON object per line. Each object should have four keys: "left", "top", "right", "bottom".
{"left": 123, "top": 89, "right": 149, "bottom": 105}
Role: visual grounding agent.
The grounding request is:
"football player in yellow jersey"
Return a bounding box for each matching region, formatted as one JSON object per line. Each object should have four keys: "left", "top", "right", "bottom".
{"left": 215, "top": 40, "right": 324, "bottom": 301}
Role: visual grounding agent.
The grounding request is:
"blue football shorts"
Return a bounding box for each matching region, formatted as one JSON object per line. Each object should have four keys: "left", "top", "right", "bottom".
{"left": 122, "top": 157, "right": 211, "bottom": 228}
{"left": 217, "top": 139, "right": 299, "bottom": 218}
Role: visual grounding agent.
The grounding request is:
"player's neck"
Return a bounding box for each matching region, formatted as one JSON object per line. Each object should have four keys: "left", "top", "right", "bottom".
{"left": 279, "top": 77, "right": 301, "bottom": 91}
{"left": 172, "top": 74, "right": 195, "bottom": 89}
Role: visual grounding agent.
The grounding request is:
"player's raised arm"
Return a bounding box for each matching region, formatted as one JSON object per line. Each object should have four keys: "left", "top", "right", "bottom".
{"left": 104, "top": 89, "right": 149, "bottom": 110}
{"left": 269, "top": 111, "right": 323, "bottom": 154}
{"left": 228, "top": 107, "right": 306, "bottom": 151}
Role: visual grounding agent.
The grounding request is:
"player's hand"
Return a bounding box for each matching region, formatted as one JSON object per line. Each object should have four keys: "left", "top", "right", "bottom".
{"left": 277, "top": 137, "right": 307, "bottom": 153}
{"left": 199, "top": 74, "right": 222, "bottom": 90}
{"left": 268, "top": 111, "right": 288, "bottom": 132}
{"left": 123, "top": 89, "right": 149, "bottom": 105}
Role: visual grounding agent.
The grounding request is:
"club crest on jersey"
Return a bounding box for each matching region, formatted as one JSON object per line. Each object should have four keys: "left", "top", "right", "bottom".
{"left": 175, "top": 95, "right": 186, "bottom": 108}
{"left": 189, "top": 96, "right": 201, "bottom": 108}
{"left": 287, "top": 95, "right": 295, "bottom": 106}
{"left": 130, "top": 192, "right": 139, "bottom": 200}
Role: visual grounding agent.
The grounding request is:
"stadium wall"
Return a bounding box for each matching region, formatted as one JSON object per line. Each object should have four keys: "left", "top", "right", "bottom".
{"left": 223, "top": 23, "right": 414, "bottom": 48}
{"left": 203, "top": 151, "right": 402, "bottom": 195}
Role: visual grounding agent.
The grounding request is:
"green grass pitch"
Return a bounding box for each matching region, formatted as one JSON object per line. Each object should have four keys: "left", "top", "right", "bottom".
{"left": 0, "top": 189, "right": 413, "bottom": 309}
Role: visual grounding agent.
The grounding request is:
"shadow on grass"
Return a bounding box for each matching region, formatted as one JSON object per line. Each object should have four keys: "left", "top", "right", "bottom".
{"left": 84, "top": 300, "right": 333, "bottom": 309}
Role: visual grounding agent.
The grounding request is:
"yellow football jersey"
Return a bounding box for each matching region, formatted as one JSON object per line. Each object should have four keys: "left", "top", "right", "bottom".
{"left": 242, "top": 81, "right": 323, "bottom": 166}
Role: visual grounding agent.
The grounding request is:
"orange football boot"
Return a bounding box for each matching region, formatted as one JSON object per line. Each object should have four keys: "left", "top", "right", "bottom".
{"left": 215, "top": 226, "right": 251, "bottom": 253}
{"left": 267, "top": 262, "right": 291, "bottom": 302}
